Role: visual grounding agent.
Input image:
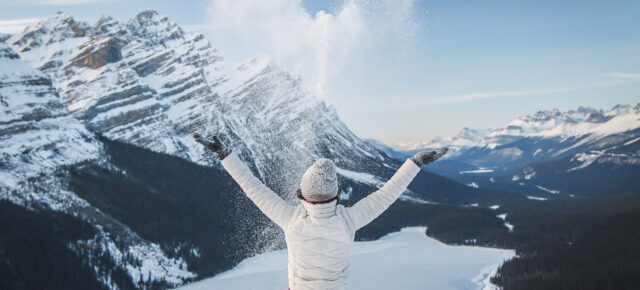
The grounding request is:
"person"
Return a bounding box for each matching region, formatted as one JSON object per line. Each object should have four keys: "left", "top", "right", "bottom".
{"left": 193, "top": 133, "right": 448, "bottom": 290}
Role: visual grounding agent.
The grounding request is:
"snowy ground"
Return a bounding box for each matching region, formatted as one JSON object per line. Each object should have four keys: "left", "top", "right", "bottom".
{"left": 176, "top": 227, "right": 514, "bottom": 290}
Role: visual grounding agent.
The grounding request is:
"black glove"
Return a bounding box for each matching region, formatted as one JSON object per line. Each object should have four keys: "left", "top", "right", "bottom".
{"left": 192, "top": 133, "right": 230, "bottom": 160}
{"left": 410, "top": 147, "right": 448, "bottom": 167}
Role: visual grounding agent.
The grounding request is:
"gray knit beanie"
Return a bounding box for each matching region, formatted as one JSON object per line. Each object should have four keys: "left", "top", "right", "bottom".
{"left": 300, "top": 158, "right": 339, "bottom": 202}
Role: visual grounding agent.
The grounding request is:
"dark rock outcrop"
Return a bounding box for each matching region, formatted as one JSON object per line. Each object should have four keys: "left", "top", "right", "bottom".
{"left": 71, "top": 37, "right": 122, "bottom": 69}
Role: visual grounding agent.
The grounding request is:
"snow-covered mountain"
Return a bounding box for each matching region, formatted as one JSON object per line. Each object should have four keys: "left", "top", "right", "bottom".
{"left": 456, "top": 104, "right": 640, "bottom": 170}
{"left": 7, "top": 11, "right": 223, "bottom": 161}
{"left": 395, "top": 127, "right": 491, "bottom": 157}
{"left": 0, "top": 42, "right": 197, "bottom": 288}
{"left": 397, "top": 105, "right": 639, "bottom": 155}
{"left": 483, "top": 105, "right": 638, "bottom": 148}
{"left": 0, "top": 41, "right": 101, "bottom": 208}
{"left": 5, "top": 10, "right": 394, "bottom": 195}
{"left": 391, "top": 105, "right": 640, "bottom": 198}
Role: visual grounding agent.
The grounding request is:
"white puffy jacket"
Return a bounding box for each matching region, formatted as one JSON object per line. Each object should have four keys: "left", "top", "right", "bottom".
{"left": 221, "top": 153, "right": 421, "bottom": 290}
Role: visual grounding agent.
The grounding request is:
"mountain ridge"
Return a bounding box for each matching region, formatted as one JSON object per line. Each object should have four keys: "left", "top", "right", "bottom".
{"left": 379, "top": 104, "right": 640, "bottom": 199}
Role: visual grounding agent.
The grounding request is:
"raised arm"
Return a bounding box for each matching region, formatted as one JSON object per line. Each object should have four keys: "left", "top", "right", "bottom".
{"left": 345, "top": 148, "right": 448, "bottom": 230}
{"left": 193, "top": 134, "right": 296, "bottom": 228}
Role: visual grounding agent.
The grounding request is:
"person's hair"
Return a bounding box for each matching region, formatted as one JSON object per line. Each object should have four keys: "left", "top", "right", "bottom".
{"left": 295, "top": 189, "right": 340, "bottom": 204}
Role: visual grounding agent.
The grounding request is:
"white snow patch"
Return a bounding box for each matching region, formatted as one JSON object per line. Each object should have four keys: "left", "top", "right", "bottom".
{"left": 398, "top": 195, "right": 437, "bottom": 205}
{"left": 341, "top": 186, "right": 353, "bottom": 200}
{"left": 524, "top": 171, "right": 536, "bottom": 180}
{"left": 496, "top": 214, "right": 514, "bottom": 232}
{"left": 382, "top": 163, "right": 396, "bottom": 169}
{"left": 460, "top": 169, "right": 494, "bottom": 174}
{"left": 567, "top": 151, "right": 603, "bottom": 172}
{"left": 504, "top": 222, "right": 514, "bottom": 232}
{"left": 336, "top": 167, "right": 381, "bottom": 185}
{"left": 624, "top": 137, "right": 640, "bottom": 146}
{"left": 526, "top": 196, "right": 548, "bottom": 201}
{"left": 489, "top": 205, "right": 500, "bottom": 210}
{"left": 176, "top": 227, "right": 514, "bottom": 290}
{"left": 536, "top": 185, "right": 560, "bottom": 194}
{"left": 467, "top": 182, "right": 479, "bottom": 188}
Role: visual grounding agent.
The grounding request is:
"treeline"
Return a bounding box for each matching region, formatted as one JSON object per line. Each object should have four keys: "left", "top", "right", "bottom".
{"left": 357, "top": 180, "right": 640, "bottom": 289}
{"left": 356, "top": 200, "right": 512, "bottom": 248}
{"left": 491, "top": 194, "right": 640, "bottom": 290}
{"left": 65, "top": 136, "right": 277, "bottom": 280}
{"left": 0, "top": 201, "right": 134, "bottom": 290}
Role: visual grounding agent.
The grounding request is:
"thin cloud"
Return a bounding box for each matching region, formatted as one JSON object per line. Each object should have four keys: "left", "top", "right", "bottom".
{"left": 426, "top": 80, "right": 630, "bottom": 105}
{"left": 601, "top": 72, "right": 640, "bottom": 80}
{"left": 0, "top": 18, "right": 41, "bottom": 34}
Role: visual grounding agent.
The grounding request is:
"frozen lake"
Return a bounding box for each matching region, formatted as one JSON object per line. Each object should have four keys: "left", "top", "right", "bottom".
{"left": 176, "top": 227, "right": 514, "bottom": 290}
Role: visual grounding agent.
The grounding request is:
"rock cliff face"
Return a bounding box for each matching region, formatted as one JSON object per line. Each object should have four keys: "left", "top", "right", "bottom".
{"left": 0, "top": 42, "right": 100, "bottom": 197}
{"left": 71, "top": 37, "right": 122, "bottom": 69}
{"left": 6, "top": 10, "right": 398, "bottom": 195}
{"left": 1, "top": 42, "right": 197, "bottom": 289}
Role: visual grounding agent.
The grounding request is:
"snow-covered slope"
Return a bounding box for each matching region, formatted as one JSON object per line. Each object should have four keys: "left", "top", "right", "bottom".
{"left": 388, "top": 105, "right": 640, "bottom": 197}
{"left": 456, "top": 104, "right": 640, "bottom": 172}
{"left": 7, "top": 10, "right": 394, "bottom": 195}
{"left": 7, "top": 11, "right": 223, "bottom": 161}
{"left": 0, "top": 42, "right": 100, "bottom": 207}
{"left": 1, "top": 42, "right": 196, "bottom": 289}
{"left": 483, "top": 105, "right": 639, "bottom": 149}
{"left": 396, "top": 127, "right": 491, "bottom": 157}
{"left": 176, "top": 227, "right": 514, "bottom": 290}
{"left": 399, "top": 105, "right": 639, "bottom": 156}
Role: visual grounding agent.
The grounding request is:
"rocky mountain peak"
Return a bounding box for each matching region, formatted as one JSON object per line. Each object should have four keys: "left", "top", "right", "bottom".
{"left": 8, "top": 12, "right": 88, "bottom": 52}
{"left": 584, "top": 111, "right": 610, "bottom": 123}
{"left": 94, "top": 15, "right": 127, "bottom": 38}
{"left": 606, "top": 104, "right": 632, "bottom": 117}
{"left": 134, "top": 9, "right": 161, "bottom": 21}
{"left": 0, "top": 33, "right": 10, "bottom": 42}
{"left": 0, "top": 43, "right": 20, "bottom": 59}
{"left": 575, "top": 106, "right": 598, "bottom": 114}
{"left": 126, "top": 9, "right": 184, "bottom": 45}
{"left": 457, "top": 127, "right": 490, "bottom": 140}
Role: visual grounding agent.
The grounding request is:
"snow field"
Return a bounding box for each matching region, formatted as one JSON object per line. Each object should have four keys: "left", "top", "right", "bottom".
{"left": 177, "top": 227, "right": 514, "bottom": 290}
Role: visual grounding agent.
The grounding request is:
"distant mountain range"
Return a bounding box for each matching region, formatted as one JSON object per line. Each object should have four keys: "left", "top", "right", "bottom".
{"left": 373, "top": 104, "right": 640, "bottom": 198}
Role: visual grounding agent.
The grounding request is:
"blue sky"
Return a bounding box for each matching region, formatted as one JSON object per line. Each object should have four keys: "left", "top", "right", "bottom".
{"left": 1, "top": 0, "right": 638, "bottom": 145}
